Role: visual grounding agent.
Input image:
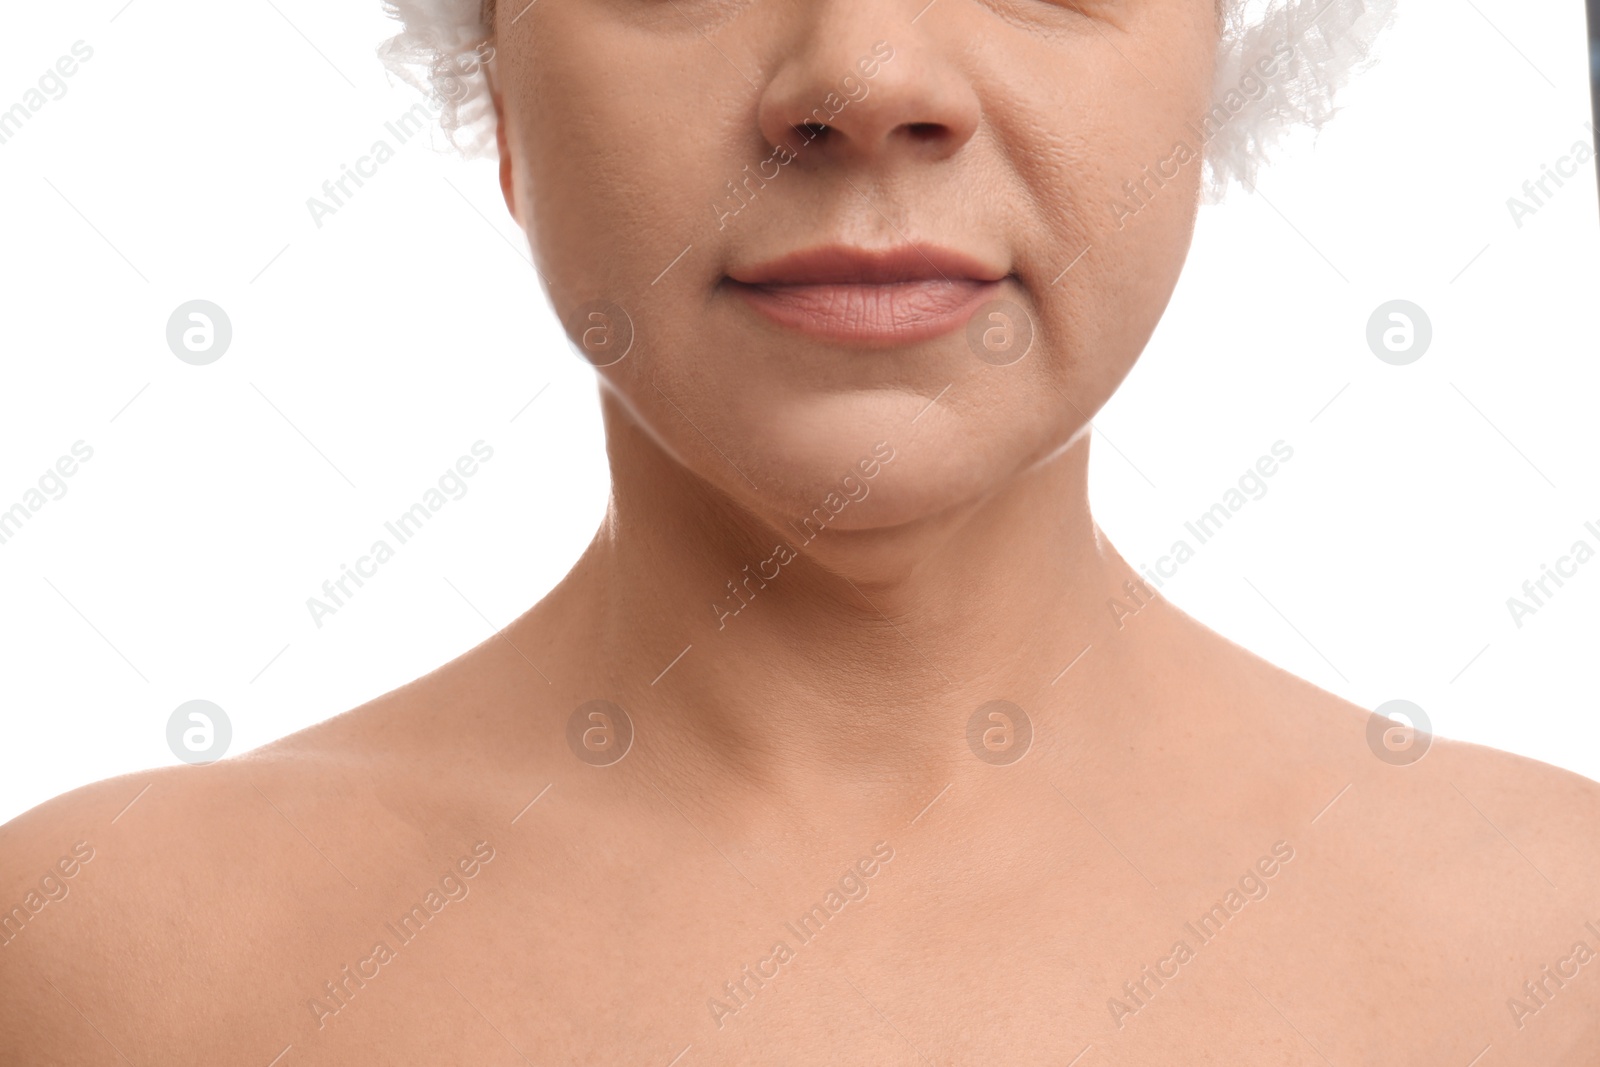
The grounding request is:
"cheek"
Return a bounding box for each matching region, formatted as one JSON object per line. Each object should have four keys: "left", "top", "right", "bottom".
{"left": 963, "top": 125, "right": 1199, "bottom": 448}
{"left": 508, "top": 23, "right": 735, "bottom": 314}
{"left": 505, "top": 21, "right": 768, "bottom": 453}
{"left": 993, "top": 33, "right": 1211, "bottom": 411}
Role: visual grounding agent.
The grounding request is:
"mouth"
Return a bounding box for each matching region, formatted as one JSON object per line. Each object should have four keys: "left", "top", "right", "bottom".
{"left": 722, "top": 243, "right": 1010, "bottom": 347}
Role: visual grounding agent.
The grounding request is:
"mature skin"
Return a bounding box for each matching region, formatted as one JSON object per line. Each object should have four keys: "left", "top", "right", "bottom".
{"left": 3, "top": 0, "right": 1598, "bottom": 1064}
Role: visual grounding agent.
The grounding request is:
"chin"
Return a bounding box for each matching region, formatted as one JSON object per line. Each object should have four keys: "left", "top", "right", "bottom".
{"left": 727, "top": 394, "right": 1074, "bottom": 539}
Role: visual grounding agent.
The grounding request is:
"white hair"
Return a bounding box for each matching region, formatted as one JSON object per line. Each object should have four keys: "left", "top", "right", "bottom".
{"left": 1206, "top": 0, "right": 1397, "bottom": 199}
{"left": 376, "top": 0, "right": 1396, "bottom": 202}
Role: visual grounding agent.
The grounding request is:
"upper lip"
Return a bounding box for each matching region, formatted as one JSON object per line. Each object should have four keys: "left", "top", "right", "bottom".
{"left": 727, "top": 243, "right": 1008, "bottom": 286}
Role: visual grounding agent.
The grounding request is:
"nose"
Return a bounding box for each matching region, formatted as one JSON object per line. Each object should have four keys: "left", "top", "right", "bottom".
{"left": 755, "top": 3, "right": 981, "bottom": 167}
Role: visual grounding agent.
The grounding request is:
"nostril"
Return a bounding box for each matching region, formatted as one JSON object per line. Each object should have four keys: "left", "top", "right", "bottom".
{"left": 795, "top": 122, "right": 830, "bottom": 141}
{"left": 906, "top": 122, "right": 945, "bottom": 141}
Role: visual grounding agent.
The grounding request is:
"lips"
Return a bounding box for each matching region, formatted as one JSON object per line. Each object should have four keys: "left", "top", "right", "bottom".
{"left": 723, "top": 243, "right": 1009, "bottom": 347}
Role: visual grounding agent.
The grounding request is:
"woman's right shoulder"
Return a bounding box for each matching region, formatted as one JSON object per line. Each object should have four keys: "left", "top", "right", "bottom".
{"left": 0, "top": 758, "right": 256, "bottom": 1051}
{"left": 0, "top": 684, "right": 562, "bottom": 1060}
{"left": 0, "top": 702, "right": 391, "bottom": 877}
{"left": 0, "top": 714, "right": 440, "bottom": 1061}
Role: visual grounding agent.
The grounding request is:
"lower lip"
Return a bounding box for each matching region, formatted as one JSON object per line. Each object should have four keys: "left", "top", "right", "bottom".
{"left": 723, "top": 278, "right": 1005, "bottom": 347}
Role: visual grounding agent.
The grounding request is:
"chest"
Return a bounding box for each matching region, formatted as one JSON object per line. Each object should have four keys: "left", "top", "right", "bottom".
{"left": 270, "top": 845, "right": 1519, "bottom": 1067}
{"left": 240, "top": 789, "right": 1595, "bottom": 1067}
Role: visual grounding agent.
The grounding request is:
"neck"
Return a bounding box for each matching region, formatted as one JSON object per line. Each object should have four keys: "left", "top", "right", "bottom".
{"left": 531, "top": 395, "right": 1168, "bottom": 793}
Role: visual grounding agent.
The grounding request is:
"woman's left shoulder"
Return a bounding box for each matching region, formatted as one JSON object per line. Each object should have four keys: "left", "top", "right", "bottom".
{"left": 1415, "top": 733, "right": 1600, "bottom": 886}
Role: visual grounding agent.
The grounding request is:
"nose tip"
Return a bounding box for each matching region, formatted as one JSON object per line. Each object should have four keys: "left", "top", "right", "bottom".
{"left": 757, "top": 37, "right": 980, "bottom": 166}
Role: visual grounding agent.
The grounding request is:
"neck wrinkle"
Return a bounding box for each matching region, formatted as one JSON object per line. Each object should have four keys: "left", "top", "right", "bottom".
{"left": 546, "top": 398, "right": 1139, "bottom": 789}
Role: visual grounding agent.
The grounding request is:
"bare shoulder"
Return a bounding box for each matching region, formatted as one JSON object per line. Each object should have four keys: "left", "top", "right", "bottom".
{"left": 1421, "top": 731, "right": 1600, "bottom": 872}
{"left": 0, "top": 659, "right": 542, "bottom": 1065}
{"left": 1357, "top": 734, "right": 1600, "bottom": 1061}
{"left": 1193, "top": 615, "right": 1600, "bottom": 888}
{"left": 0, "top": 742, "right": 352, "bottom": 1061}
{"left": 1201, "top": 634, "right": 1600, "bottom": 1061}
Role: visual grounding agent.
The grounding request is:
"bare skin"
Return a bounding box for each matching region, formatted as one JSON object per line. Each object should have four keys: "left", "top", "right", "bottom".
{"left": 3, "top": 0, "right": 1597, "bottom": 1063}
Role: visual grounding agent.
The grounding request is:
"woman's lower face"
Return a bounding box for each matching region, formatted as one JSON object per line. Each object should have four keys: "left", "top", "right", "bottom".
{"left": 498, "top": 0, "right": 1216, "bottom": 534}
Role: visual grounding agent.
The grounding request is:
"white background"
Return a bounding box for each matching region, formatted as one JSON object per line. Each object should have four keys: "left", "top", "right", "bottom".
{"left": 0, "top": 0, "right": 1594, "bottom": 825}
